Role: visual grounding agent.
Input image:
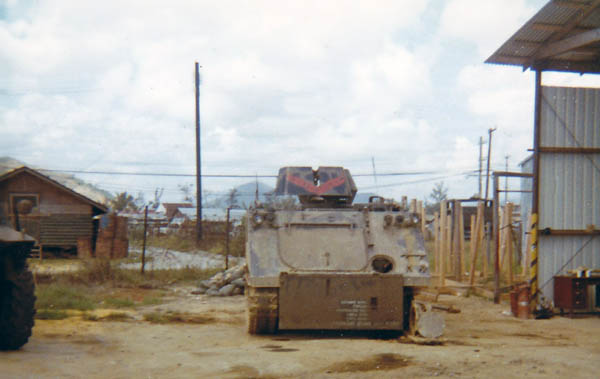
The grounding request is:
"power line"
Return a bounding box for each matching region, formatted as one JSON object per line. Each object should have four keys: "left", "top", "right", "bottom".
{"left": 36, "top": 169, "right": 277, "bottom": 178}
{"left": 0, "top": 165, "right": 471, "bottom": 179}
{"left": 361, "top": 170, "right": 477, "bottom": 190}
{"left": 0, "top": 86, "right": 103, "bottom": 95}
{"left": 33, "top": 168, "right": 447, "bottom": 178}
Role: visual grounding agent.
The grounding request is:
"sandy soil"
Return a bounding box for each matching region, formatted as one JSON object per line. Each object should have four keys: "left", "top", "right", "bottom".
{"left": 2, "top": 288, "right": 599, "bottom": 379}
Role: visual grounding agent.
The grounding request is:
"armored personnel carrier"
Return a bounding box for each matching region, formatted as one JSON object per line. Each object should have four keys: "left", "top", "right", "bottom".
{"left": 245, "top": 167, "right": 431, "bottom": 335}
{"left": 0, "top": 200, "right": 36, "bottom": 350}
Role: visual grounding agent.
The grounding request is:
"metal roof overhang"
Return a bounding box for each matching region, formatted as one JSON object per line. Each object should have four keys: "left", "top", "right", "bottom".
{"left": 486, "top": 0, "right": 600, "bottom": 74}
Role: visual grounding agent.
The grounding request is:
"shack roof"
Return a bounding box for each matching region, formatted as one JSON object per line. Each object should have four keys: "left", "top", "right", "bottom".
{"left": 486, "top": 0, "right": 600, "bottom": 74}
{"left": 0, "top": 166, "right": 108, "bottom": 214}
{"left": 159, "top": 203, "right": 194, "bottom": 220}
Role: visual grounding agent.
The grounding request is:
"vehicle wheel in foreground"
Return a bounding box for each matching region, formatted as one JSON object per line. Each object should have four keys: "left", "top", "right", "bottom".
{"left": 0, "top": 268, "right": 36, "bottom": 350}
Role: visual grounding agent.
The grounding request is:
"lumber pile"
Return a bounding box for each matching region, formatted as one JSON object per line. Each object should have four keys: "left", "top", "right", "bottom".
{"left": 432, "top": 200, "right": 524, "bottom": 292}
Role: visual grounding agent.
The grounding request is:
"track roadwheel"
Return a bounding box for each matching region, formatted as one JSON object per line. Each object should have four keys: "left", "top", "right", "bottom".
{"left": 403, "top": 287, "right": 414, "bottom": 334}
{"left": 408, "top": 302, "right": 418, "bottom": 336}
{"left": 246, "top": 287, "right": 278, "bottom": 335}
{"left": 0, "top": 267, "right": 36, "bottom": 350}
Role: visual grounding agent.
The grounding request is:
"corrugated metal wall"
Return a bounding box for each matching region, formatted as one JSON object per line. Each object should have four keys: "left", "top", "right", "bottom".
{"left": 537, "top": 86, "right": 600, "bottom": 300}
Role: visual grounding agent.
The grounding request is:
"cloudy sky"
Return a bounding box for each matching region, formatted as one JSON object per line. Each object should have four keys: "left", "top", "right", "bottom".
{"left": 2, "top": 0, "right": 600, "bottom": 205}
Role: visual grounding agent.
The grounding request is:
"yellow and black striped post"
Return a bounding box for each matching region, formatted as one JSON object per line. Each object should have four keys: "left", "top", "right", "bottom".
{"left": 529, "top": 213, "right": 538, "bottom": 312}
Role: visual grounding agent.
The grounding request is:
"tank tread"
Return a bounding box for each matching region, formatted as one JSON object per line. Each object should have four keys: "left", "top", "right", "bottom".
{"left": 0, "top": 265, "right": 36, "bottom": 350}
{"left": 246, "top": 287, "right": 278, "bottom": 335}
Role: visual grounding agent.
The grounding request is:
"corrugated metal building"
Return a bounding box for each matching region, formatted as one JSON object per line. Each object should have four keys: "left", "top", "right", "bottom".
{"left": 487, "top": 0, "right": 600, "bottom": 309}
{"left": 522, "top": 86, "right": 600, "bottom": 300}
{"left": 536, "top": 86, "right": 600, "bottom": 300}
{"left": 0, "top": 166, "right": 108, "bottom": 250}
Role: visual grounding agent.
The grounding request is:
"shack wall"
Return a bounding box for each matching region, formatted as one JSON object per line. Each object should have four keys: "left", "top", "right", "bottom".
{"left": 537, "top": 85, "right": 600, "bottom": 300}
{"left": 0, "top": 171, "right": 94, "bottom": 247}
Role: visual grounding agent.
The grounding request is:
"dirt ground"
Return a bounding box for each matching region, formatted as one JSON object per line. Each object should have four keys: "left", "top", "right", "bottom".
{"left": 2, "top": 287, "right": 599, "bottom": 379}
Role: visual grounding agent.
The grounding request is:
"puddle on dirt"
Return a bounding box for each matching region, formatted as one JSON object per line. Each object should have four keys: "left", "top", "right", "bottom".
{"left": 271, "top": 330, "right": 400, "bottom": 341}
{"left": 226, "top": 364, "right": 260, "bottom": 378}
{"left": 69, "top": 335, "right": 105, "bottom": 345}
{"left": 326, "top": 353, "right": 411, "bottom": 373}
{"left": 40, "top": 333, "right": 64, "bottom": 339}
{"left": 260, "top": 344, "right": 299, "bottom": 353}
{"left": 191, "top": 351, "right": 218, "bottom": 357}
{"left": 397, "top": 336, "right": 447, "bottom": 346}
{"left": 267, "top": 348, "right": 299, "bottom": 352}
{"left": 510, "top": 332, "right": 556, "bottom": 340}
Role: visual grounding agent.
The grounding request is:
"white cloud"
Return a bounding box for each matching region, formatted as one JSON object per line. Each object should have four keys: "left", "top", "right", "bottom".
{"left": 1, "top": 0, "right": 572, "bottom": 203}
{"left": 350, "top": 43, "right": 432, "bottom": 115}
{"left": 447, "top": 136, "right": 478, "bottom": 171}
{"left": 543, "top": 72, "right": 600, "bottom": 88}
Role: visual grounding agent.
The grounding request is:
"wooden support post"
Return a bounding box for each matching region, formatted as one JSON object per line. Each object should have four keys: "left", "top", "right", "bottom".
{"left": 458, "top": 203, "right": 465, "bottom": 280}
{"left": 434, "top": 212, "right": 440, "bottom": 275}
{"left": 452, "top": 201, "right": 462, "bottom": 282}
{"left": 419, "top": 200, "right": 426, "bottom": 236}
{"left": 439, "top": 201, "right": 447, "bottom": 287}
{"left": 482, "top": 220, "right": 488, "bottom": 278}
{"left": 505, "top": 202, "right": 514, "bottom": 285}
{"left": 498, "top": 206, "right": 506, "bottom": 272}
{"left": 446, "top": 207, "right": 452, "bottom": 275}
{"left": 469, "top": 201, "right": 484, "bottom": 286}
{"left": 225, "top": 207, "right": 231, "bottom": 270}
{"left": 493, "top": 174, "right": 501, "bottom": 303}
{"left": 141, "top": 206, "right": 148, "bottom": 275}
{"left": 469, "top": 214, "right": 476, "bottom": 278}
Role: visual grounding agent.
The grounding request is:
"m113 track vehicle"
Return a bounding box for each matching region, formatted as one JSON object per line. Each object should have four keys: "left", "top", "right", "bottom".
{"left": 0, "top": 200, "right": 36, "bottom": 350}
{"left": 245, "top": 166, "right": 438, "bottom": 336}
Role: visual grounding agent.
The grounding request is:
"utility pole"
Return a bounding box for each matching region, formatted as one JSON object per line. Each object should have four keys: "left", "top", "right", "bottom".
{"left": 195, "top": 62, "right": 203, "bottom": 243}
{"left": 255, "top": 175, "right": 259, "bottom": 203}
{"left": 484, "top": 127, "right": 496, "bottom": 201}
{"left": 371, "top": 157, "right": 378, "bottom": 194}
{"left": 478, "top": 136, "right": 484, "bottom": 198}
{"left": 504, "top": 155, "right": 510, "bottom": 204}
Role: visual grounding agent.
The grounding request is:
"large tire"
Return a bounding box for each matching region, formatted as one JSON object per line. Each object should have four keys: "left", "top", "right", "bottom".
{"left": 0, "top": 267, "right": 36, "bottom": 350}
{"left": 246, "top": 287, "right": 278, "bottom": 335}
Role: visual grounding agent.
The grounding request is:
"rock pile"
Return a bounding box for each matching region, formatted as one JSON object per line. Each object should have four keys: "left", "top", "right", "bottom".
{"left": 196, "top": 264, "right": 246, "bottom": 296}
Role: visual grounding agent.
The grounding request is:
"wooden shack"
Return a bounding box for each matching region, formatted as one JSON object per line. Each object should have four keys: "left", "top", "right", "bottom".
{"left": 0, "top": 166, "right": 108, "bottom": 253}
